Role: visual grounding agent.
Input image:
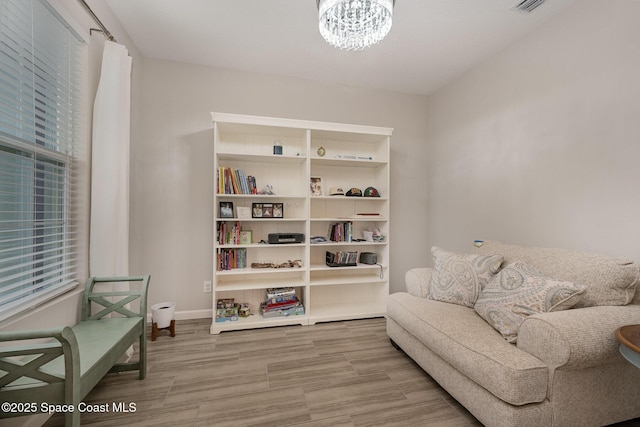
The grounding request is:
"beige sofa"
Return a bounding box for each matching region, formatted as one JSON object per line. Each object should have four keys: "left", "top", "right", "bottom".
{"left": 387, "top": 241, "right": 640, "bottom": 427}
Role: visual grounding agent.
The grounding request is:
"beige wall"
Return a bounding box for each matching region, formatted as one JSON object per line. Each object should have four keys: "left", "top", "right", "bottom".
{"left": 425, "top": 0, "right": 640, "bottom": 262}
{"left": 131, "top": 60, "right": 430, "bottom": 315}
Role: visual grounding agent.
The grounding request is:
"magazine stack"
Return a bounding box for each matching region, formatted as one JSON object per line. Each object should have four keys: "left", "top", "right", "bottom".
{"left": 260, "top": 287, "right": 304, "bottom": 318}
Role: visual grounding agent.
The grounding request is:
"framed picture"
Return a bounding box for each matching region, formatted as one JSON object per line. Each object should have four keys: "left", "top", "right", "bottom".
{"left": 236, "top": 206, "right": 251, "bottom": 219}
{"left": 252, "top": 203, "right": 263, "bottom": 218}
{"left": 219, "top": 201, "right": 234, "bottom": 218}
{"left": 252, "top": 202, "right": 284, "bottom": 218}
{"left": 310, "top": 177, "right": 323, "bottom": 196}
{"left": 272, "top": 203, "right": 283, "bottom": 218}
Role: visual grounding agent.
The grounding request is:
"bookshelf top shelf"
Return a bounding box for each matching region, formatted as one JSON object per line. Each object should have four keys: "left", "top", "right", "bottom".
{"left": 310, "top": 157, "right": 387, "bottom": 167}
{"left": 218, "top": 153, "right": 306, "bottom": 164}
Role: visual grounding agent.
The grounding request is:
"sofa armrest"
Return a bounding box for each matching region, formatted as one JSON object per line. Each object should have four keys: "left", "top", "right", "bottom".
{"left": 405, "top": 268, "right": 433, "bottom": 298}
{"left": 517, "top": 304, "right": 640, "bottom": 369}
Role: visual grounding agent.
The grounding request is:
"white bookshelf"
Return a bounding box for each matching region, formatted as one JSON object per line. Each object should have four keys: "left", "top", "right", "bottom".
{"left": 211, "top": 112, "right": 392, "bottom": 334}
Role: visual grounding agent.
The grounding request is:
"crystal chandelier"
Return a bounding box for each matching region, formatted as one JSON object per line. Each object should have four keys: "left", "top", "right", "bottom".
{"left": 317, "top": 0, "right": 394, "bottom": 51}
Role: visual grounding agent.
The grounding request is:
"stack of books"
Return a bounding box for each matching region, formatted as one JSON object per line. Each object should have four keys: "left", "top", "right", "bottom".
{"left": 260, "top": 287, "right": 304, "bottom": 318}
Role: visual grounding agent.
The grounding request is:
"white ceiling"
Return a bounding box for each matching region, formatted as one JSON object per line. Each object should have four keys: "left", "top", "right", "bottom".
{"left": 104, "top": 0, "right": 578, "bottom": 96}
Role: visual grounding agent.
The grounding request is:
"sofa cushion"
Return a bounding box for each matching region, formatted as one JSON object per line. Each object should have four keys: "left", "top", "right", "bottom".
{"left": 474, "top": 261, "right": 586, "bottom": 343}
{"left": 387, "top": 292, "right": 549, "bottom": 405}
{"left": 429, "top": 246, "right": 503, "bottom": 308}
{"left": 472, "top": 240, "right": 639, "bottom": 307}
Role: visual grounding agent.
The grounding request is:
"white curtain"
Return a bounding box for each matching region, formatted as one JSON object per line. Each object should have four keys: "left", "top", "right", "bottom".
{"left": 90, "top": 41, "right": 133, "bottom": 359}
{"left": 90, "top": 41, "right": 132, "bottom": 278}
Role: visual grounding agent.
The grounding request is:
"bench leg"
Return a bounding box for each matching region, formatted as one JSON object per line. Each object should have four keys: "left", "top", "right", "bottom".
{"left": 65, "top": 404, "right": 80, "bottom": 426}
{"left": 139, "top": 331, "right": 147, "bottom": 380}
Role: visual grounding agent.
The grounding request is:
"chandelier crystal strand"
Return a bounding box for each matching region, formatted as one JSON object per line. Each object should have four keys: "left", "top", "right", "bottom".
{"left": 318, "top": 0, "right": 394, "bottom": 51}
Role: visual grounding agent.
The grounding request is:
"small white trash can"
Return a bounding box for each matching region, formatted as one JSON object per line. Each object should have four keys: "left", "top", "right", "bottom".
{"left": 151, "top": 302, "right": 175, "bottom": 329}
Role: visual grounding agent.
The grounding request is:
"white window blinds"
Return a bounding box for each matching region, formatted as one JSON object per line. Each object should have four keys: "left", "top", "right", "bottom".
{"left": 0, "top": 0, "right": 87, "bottom": 321}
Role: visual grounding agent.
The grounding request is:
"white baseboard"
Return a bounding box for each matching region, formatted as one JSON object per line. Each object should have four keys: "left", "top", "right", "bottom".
{"left": 146, "top": 309, "right": 212, "bottom": 324}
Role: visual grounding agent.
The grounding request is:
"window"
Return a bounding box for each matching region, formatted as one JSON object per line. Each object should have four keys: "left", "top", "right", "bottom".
{"left": 0, "top": 0, "right": 87, "bottom": 321}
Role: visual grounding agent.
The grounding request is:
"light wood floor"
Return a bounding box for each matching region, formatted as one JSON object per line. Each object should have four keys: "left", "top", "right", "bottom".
{"left": 43, "top": 317, "right": 482, "bottom": 427}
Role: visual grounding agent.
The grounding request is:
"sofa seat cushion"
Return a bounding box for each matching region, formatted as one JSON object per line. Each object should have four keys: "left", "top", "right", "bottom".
{"left": 388, "top": 292, "right": 548, "bottom": 405}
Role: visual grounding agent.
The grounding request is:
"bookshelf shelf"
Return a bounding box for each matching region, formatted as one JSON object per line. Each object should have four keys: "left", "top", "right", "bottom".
{"left": 211, "top": 112, "right": 391, "bottom": 334}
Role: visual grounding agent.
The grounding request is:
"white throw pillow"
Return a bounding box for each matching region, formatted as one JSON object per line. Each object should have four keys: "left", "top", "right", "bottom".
{"left": 429, "top": 247, "right": 504, "bottom": 308}
{"left": 474, "top": 261, "right": 586, "bottom": 343}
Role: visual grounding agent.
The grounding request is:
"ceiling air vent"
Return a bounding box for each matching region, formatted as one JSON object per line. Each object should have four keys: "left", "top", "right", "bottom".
{"left": 512, "top": 0, "right": 546, "bottom": 13}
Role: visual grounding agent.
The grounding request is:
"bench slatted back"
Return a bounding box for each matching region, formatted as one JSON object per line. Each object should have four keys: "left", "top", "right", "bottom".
{"left": 82, "top": 276, "right": 150, "bottom": 321}
{"left": 0, "top": 326, "right": 79, "bottom": 403}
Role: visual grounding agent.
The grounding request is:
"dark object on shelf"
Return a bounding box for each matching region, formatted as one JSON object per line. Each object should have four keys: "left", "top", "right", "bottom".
{"left": 219, "top": 201, "right": 234, "bottom": 218}
{"left": 326, "top": 251, "right": 357, "bottom": 267}
{"left": 364, "top": 187, "right": 380, "bottom": 197}
{"left": 359, "top": 252, "right": 378, "bottom": 264}
{"left": 346, "top": 187, "right": 362, "bottom": 197}
{"left": 268, "top": 233, "right": 305, "bottom": 244}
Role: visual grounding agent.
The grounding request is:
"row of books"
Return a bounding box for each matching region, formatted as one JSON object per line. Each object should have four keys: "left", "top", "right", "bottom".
{"left": 328, "top": 221, "right": 353, "bottom": 242}
{"left": 217, "top": 221, "right": 240, "bottom": 245}
{"left": 216, "top": 248, "right": 247, "bottom": 271}
{"left": 217, "top": 167, "right": 257, "bottom": 195}
{"left": 217, "top": 222, "right": 252, "bottom": 245}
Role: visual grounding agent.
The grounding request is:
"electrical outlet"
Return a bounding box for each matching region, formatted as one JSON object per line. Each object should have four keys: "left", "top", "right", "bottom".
{"left": 203, "top": 281, "right": 212, "bottom": 292}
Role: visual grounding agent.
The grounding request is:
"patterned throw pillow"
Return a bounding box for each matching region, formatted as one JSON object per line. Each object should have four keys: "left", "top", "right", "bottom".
{"left": 429, "top": 247, "right": 504, "bottom": 308}
{"left": 474, "top": 261, "right": 587, "bottom": 343}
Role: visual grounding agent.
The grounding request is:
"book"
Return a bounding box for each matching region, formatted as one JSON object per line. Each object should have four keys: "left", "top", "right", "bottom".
{"left": 266, "top": 293, "right": 297, "bottom": 304}
{"left": 266, "top": 287, "right": 296, "bottom": 299}
{"left": 217, "top": 298, "right": 235, "bottom": 308}
{"left": 260, "top": 300, "right": 304, "bottom": 318}
{"left": 216, "top": 299, "right": 239, "bottom": 322}
{"left": 240, "top": 230, "right": 252, "bottom": 245}
{"left": 262, "top": 297, "right": 301, "bottom": 312}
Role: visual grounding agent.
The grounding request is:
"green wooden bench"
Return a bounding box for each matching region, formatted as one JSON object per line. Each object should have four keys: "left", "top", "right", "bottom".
{"left": 0, "top": 275, "right": 150, "bottom": 426}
